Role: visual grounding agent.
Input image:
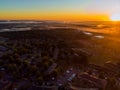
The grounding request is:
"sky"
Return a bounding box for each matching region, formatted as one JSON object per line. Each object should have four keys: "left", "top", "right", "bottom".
{"left": 0, "top": 0, "right": 120, "bottom": 21}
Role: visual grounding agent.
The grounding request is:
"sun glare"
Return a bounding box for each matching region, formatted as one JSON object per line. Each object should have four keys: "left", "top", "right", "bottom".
{"left": 111, "top": 14, "right": 120, "bottom": 21}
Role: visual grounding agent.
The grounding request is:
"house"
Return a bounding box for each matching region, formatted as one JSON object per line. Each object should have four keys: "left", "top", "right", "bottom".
{"left": 46, "top": 63, "right": 57, "bottom": 75}
{"left": 53, "top": 48, "right": 59, "bottom": 60}
{"left": 77, "top": 73, "right": 107, "bottom": 89}
{"left": 0, "top": 45, "right": 8, "bottom": 52}
{"left": 0, "top": 79, "right": 12, "bottom": 90}
{"left": 29, "top": 85, "right": 58, "bottom": 90}
{"left": 56, "top": 68, "right": 78, "bottom": 86}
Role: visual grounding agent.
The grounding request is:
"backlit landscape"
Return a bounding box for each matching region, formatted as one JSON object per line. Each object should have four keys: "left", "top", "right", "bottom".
{"left": 0, "top": 0, "right": 120, "bottom": 90}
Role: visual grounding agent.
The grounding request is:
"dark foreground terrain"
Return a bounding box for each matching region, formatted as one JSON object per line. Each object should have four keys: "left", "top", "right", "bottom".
{"left": 0, "top": 27, "right": 120, "bottom": 90}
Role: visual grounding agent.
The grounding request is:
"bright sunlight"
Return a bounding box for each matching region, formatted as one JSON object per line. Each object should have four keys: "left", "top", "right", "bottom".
{"left": 111, "top": 14, "right": 120, "bottom": 21}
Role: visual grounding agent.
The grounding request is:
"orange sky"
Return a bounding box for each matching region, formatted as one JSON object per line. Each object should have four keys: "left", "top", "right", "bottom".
{"left": 0, "top": 11, "right": 109, "bottom": 21}
{"left": 0, "top": 0, "right": 119, "bottom": 21}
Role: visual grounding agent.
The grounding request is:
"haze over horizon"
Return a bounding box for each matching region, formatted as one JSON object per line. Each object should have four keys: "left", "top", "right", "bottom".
{"left": 0, "top": 0, "right": 120, "bottom": 21}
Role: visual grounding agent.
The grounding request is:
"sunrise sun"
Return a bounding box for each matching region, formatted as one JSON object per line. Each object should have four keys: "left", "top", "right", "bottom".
{"left": 110, "top": 14, "right": 120, "bottom": 21}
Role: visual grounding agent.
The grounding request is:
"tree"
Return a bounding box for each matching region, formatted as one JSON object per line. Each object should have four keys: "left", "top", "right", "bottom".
{"left": 105, "top": 78, "right": 119, "bottom": 90}
{"left": 98, "top": 72, "right": 105, "bottom": 79}
{"left": 36, "top": 76, "right": 43, "bottom": 85}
